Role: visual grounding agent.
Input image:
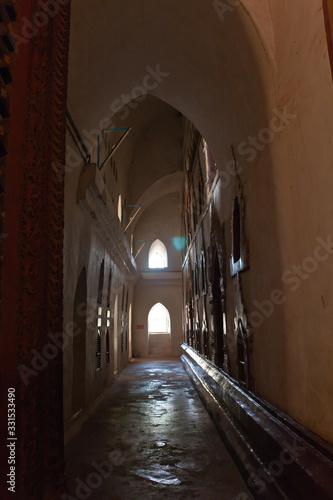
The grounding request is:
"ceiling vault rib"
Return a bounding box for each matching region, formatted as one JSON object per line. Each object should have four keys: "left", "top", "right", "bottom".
{"left": 98, "top": 127, "right": 131, "bottom": 169}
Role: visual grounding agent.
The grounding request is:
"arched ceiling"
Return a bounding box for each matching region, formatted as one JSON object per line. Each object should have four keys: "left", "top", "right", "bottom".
{"left": 128, "top": 171, "right": 184, "bottom": 232}
{"left": 93, "top": 94, "right": 183, "bottom": 206}
{"left": 68, "top": 0, "right": 275, "bottom": 169}
{"left": 89, "top": 93, "right": 184, "bottom": 230}
{"left": 119, "top": 96, "right": 183, "bottom": 206}
{"left": 67, "top": 0, "right": 277, "bottom": 239}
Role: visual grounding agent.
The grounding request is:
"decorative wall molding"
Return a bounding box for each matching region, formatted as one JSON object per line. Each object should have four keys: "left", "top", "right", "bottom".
{"left": 0, "top": 0, "right": 17, "bottom": 300}
{"left": 78, "top": 163, "right": 138, "bottom": 282}
{"left": 182, "top": 171, "right": 220, "bottom": 269}
{"left": 0, "top": 1, "right": 71, "bottom": 497}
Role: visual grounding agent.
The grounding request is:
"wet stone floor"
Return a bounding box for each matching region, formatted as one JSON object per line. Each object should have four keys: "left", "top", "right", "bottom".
{"left": 64, "top": 360, "right": 253, "bottom": 500}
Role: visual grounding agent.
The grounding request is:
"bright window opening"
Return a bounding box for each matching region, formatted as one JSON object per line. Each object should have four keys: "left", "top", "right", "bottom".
{"left": 148, "top": 303, "right": 171, "bottom": 335}
{"left": 233, "top": 197, "right": 241, "bottom": 263}
{"left": 117, "top": 194, "right": 122, "bottom": 222}
{"left": 148, "top": 239, "right": 168, "bottom": 269}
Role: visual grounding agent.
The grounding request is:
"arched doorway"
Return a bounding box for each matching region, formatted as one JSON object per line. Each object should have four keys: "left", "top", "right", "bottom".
{"left": 72, "top": 267, "right": 87, "bottom": 417}
{"left": 148, "top": 302, "right": 171, "bottom": 357}
{"left": 1, "top": 1, "right": 277, "bottom": 495}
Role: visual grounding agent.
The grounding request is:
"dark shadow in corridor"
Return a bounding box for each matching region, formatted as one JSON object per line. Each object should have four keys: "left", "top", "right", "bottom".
{"left": 72, "top": 267, "right": 87, "bottom": 418}
{"left": 64, "top": 360, "right": 253, "bottom": 500}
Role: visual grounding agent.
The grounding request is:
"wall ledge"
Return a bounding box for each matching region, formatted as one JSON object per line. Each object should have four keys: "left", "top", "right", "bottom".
{"left": 77, "top": 163, "right": 138, "bottom": 280}
{"left": 181, "top": 344, "right": 333, "bottom": 500}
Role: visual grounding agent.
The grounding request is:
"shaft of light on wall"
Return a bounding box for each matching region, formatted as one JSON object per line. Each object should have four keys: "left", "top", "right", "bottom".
{"left": 98, "top": 127, "right": 131, "bottom": 169}
{"left": 124, "top": 206, "right": 142, "bottom": 232}
{"left": 135, "top": 241, "right": 146, "bottom": 259}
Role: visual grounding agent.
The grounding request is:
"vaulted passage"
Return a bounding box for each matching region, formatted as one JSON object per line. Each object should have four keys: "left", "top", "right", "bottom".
{"left": 64, "top": 360, "right": 252, "bottom": 499}
{"left": 1, "top": 1, "right": 333, "bottom": 499}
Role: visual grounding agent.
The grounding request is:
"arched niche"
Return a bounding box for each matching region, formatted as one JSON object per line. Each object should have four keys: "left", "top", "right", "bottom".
{"left": 72, "top": 267, "right": 87, "bottom": 417}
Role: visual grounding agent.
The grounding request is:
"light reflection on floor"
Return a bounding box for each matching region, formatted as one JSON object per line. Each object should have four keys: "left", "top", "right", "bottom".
{"left": 64, "top": 359, "right": 253, "bottom": 500}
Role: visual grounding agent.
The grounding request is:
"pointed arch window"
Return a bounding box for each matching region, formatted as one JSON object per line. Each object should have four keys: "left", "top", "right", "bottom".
{"left": 230, "top": 196, "right": 248, "bottom": 275}
{"left": 106, "top": 329, "right": 110, "bottom": 366}
{"left": 107, "top": 269, "right": 112, "bottom": 308}
{"left": 96, "top": 329, "right": 101, "bottom": 370}
{"left": 117, "top": 194, "right": 122, "bottom": 222}
{"left": 96, "top": 260, "right": 104, "bottom": 371}
{"left": 97, "top": 260, "right": 105, "bottom": 304}
{"left": 148, "top": 239, "right": 168, "bottom": 269}
{"left": 233, "top": 197, "right": 241, "bottom": 264}
{"left": 148, "top": 303, "right": 171, "bottom": 335}
{"left": 237, "top": 320, "right": 249, "bottom": 388}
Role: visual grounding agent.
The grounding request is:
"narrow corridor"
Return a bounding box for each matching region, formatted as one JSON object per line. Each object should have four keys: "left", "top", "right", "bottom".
{"left": 64, "top": 360, "right": 253, "bottom": 500}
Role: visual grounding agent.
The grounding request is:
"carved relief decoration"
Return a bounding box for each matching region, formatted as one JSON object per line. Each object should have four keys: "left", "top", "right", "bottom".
{"left": 209, "top": 203, "right": 229, "bottom": 371}
{"left": 0, "top": 1, "right": 71, "bottom": 497}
